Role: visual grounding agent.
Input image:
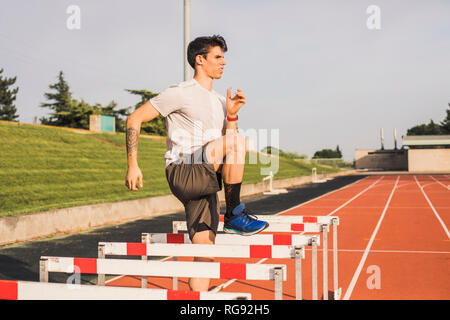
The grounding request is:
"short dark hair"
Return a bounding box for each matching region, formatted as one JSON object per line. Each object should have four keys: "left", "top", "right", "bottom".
{"left": 187, "top": 35, "right": 227, "bottom": 69}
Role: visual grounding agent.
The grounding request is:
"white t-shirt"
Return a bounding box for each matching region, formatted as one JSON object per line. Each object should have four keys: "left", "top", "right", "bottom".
{"left": 150, "top": 78, "right": 227, "bottom": 167}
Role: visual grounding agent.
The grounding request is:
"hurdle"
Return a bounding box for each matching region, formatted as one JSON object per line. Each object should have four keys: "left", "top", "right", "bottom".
{"left": 262, "top": 171, "right": 288, "bottom": 195}
{"left": 98, "top": 240, "right": 306, "bottom": 300}
{"left": 143, "top": 232, "right": 319, "bottom": 247}
{"left": 143, "top": 232, "right": 320, "bottom": 300}
{"left": 252, "top": 215, "right": 341, "bottom": 300}
{"left": 312, "top": 168, "right": 327, "bottom": 183}
{"left": 0, "top": 279, "right": 251, "bottom": 300}
{"left": 172, "top": 218, "right": 340, "bottom": 300}
{"left": 39, "top": 256, "right": 287, "bottom": 300}
{"left": 173, "top": 220, "right": 325, "bottom": 234}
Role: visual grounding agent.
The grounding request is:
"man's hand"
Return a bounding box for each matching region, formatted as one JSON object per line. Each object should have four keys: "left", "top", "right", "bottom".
{"left": 125, "top": 166, "right": 143, "bottom": 191}
{"left": 226, "top": 88, "right": 246, "bottom": 116}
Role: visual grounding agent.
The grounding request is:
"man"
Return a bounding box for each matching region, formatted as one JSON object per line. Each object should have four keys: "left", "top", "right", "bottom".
{"left": 125, "top": 35, "right": 268, "bottom": 291}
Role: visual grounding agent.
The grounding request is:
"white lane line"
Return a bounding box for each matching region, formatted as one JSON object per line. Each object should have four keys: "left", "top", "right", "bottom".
{"left": 326, "top": 176, "right": 383, "bottom": 217}
{"left": 414, "top": 176, "right": 450, "bottom": 240}
{"left": 395, "top": 181, "right": 417, "bottom": 189}
{"left": 276, "top": 175, "right": 372, "bottom": 215}
{"left": 429, "top": 175, "right": 450, "bottom": 191}
{"left": 343, "top": 175, "right": 400, "bottom": 300}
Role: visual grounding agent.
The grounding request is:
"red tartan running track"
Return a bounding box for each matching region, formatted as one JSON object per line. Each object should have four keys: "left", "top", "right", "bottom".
{"left": 106, "top": 174, "right": 450, "bottom": 300}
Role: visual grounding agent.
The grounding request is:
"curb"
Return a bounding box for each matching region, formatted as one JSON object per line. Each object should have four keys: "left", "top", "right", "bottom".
{"left": 0, "top": 170, "right": 355, "bottom": 246}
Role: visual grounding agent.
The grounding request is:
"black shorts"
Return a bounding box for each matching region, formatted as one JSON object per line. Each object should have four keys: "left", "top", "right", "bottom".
{"left": 165, "top": 146, "right": 222, "bottom": 240}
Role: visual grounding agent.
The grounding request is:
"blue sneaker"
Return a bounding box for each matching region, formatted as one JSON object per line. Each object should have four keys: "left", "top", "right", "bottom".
{"left": 223, "top": 203, "right": 269, "bottom": 236}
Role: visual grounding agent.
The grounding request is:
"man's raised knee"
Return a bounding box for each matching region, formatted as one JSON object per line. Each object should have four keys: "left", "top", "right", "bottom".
{"left": 225, "top": 132, "right": 246, "bottom": 154}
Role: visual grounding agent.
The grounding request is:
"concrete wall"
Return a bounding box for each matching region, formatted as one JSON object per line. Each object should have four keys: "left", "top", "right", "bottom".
{"left": 408, "top": 149, "right": 450, "bottom": 173}
{"left": 355, "top": 149, "right": 408, "bottom": 170}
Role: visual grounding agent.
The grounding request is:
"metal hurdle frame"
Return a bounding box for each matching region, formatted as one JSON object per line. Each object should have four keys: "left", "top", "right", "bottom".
{"left": 40, "top": 256, "right": 287, "bottom": 300}
{"left": 251, "top": 215, "right": 341, "bottom": 300}
{"left": 97, "top": 239, "right": 305, "bottom": 300}
{"left": 173, "top": 221, "right": 322, "bottom": 299}
{"left": 172, "top": 217, "right": 341, "bottom": 300}
{"left": 98, "top": 237, "right": 150, "bottom": 290}
{"left": 142, "top": 232, "right": 320, "bottom": 301}
{"left": 262, "top": 171, "right": 288, "bottom": 195}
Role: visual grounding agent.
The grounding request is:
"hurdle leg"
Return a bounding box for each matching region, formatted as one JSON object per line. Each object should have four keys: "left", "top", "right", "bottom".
{"left": 173, "top": 256, "right": 179, "bottom": 290}
{"left": 142, "top": 233, "right": 150, "bottom": 242}
{"left": 170, "top": 223, "right": 180, "bottom": 290}
{"left": 98, "top": 244, "right": 105, "bottom": 286}
{"left": 39, "top": 258, "right": 48, "bottom": 283}
{"left": 274, "top": 267, "right": 283, "bottom": 300}
{"left": 172, "top": 221, "right": 179, "bottom": 233}
{"left": 332, "top": 218, "right": 341, "bottom": 300}
{"left": 322, "top": 224, "right": 329, "bottom": 300}
{"left": 141, "top": 233, "right": 148, "bottom": 288}
{"left": 312, "top": 238, "right": 318, "bottom": 300}
{"left": 295, "top": 247, "right": 304, "bottom": 300}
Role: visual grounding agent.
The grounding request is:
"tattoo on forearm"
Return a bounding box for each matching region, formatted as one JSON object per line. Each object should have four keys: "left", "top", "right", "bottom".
{"left": 126, "top": 128, "right": 139, "bottom": 156}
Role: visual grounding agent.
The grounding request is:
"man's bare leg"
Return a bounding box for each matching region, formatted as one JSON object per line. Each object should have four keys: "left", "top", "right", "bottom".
{"left": 204, "top": 132, "right": 246, "bottom": 181}
{"left": 188, "top": 229, "right": 215, "bottom": 291}
{"left": 205, "top": 132, "right": 246, "bottom": 215}
{"left": 188, "top": 134, "right": 244, "bottom": 291}
{"left": 204, "top": 132, "right": 268, "bottom": 234}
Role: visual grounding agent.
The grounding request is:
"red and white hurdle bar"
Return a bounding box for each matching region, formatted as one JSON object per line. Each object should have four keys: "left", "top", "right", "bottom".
{"left": 144, "top": 232, "right": 320, "bottom": 247}
{"left": 172, "top": 220, "right": 325, "bottom": 234}
{"left": 99, "top": 240, "right": 306, "bottom": 300}
{"left": 172, "top": 217, "right": 340, "bottom": 300}
{"left": 142, "top": 233, "right": 320, "bottom": 300}
{"left": 248, "top": 215, "right": 340, "bottom": 300}
{"left": 0, "top": 279, "right": 251, "bottom": 300}
{"left": 39, "top": 256, "right": 287, "bottom": 300}
{"left": 141, "top": 232, "right": 320, "bottom": 299}
{"left": 224, "top": 215, "right": 338, "bottom": 225}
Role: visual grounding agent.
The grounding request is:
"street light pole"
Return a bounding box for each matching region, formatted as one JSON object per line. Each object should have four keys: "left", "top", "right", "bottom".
{"left": 184, "top": 0, "right": 191, "bottom": 81}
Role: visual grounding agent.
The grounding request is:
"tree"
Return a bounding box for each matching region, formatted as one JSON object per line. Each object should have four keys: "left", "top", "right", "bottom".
{"left": 0, "top": 68, "right": 20, "bottom": 121}
{"left": 64, "top": 98, "right": 93, "bottom": 129}
{"left": 93, "top": 100, "right": 130, "bottom": 132}
{"left": 40, "top": 71, "right": 130, "bottom": 131}
{"left": 40, "top": 71, "right": 73, "bottom": 126}
{"left": 406, "top": 103, "right": 450, "bottom": 135}
{"left": 261, "top": 146, "right": 279, "bottom": 155}
{"left": 313, "top": 145, "right": 342, "bottom": 159}
{"left": 406, "top": 119, "right": 443, "bottom": 135}
{"left": 61, "top": 99, "right": 130, "bottom": 132}
{"left": 336, "top": 145, "right": 342, "bottom": 158}
{"left": 126, "top": 89, "right": 167, "bottom": 136}
{"left": 439, "top": 104, "right": 450, "bottom": 134}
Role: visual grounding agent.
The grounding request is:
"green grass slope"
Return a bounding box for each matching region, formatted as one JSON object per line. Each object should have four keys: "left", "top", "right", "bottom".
{"left": 0, "top": 121, "right": 339, "bottom": 217}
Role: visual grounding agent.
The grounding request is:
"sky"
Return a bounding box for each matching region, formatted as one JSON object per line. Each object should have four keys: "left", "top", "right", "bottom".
{"left": 1, "top": 0, "right": 449, "bottom": 161}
